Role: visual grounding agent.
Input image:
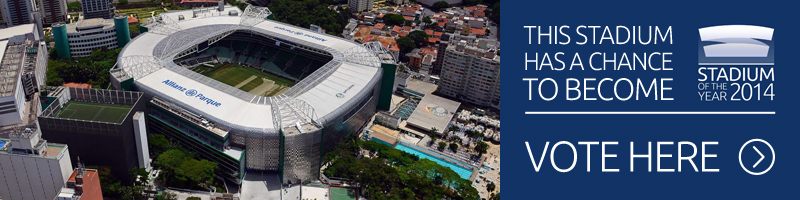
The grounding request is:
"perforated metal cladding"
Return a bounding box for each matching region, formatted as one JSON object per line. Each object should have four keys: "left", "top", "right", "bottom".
{"left": 244, "top": 134, "right": 281, "bottom": 171}
{"left": 281, "top": 129, "right": 322, "bottom": 184}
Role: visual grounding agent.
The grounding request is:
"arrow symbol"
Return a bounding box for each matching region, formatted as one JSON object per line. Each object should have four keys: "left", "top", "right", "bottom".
{"left": 752, "top": 146, "right": 764, "bottom": 168}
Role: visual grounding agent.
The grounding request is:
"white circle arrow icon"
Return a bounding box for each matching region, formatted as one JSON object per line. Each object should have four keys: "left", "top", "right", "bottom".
{"left": 752, "top": 146, "right": 764, "bottom": 168}
{"left": 739, "top": 138, "right": 775, "bottom": 175}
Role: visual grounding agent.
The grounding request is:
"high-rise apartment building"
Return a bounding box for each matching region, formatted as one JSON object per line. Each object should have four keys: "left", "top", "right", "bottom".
{"left": 0, "top": 127, "right": 74, "bottom": 200}
{"left": 81, "top": 0, "right": 114, "bottom": 19}
{"left": 39, "top": 0, "right": 68, "bottom": 26}
{"left": 438, "top": 38, "right": 500, "bottom": 109}
{"left": 349, "top": 0, "right": 373, "bottom": 13}
{"left": 0, "top": 0, "right": 36, "bottom": 27}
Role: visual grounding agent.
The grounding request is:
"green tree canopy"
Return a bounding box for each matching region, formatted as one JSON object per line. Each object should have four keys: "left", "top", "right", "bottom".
{"left": 148, "top": 134, "right": 172, "bottom": 155}
{"left": 268, "top": 0, "right": 348, "bottom": 35}
{"left": 323, "top": 140, "right": 478, "bottom": 199}
{"left": 407, "top": 30, "right": 429, "bottom": 46}
{"left": 383, "top": 13, "right": 405, "bottom": 26}
{"left": 176, "top": 159, "right": 217, "bottom": 186}
{"left": 475, "top": 141, "right": 489, "bottom": 155}
{"left": 67, "top": 2, "right": 81, "bottom": 12}
{"left": 422, "top": 16, "right": 432, "bottom": 24}
{"left": 156, "top": 149, "right": 189, "bottom": 170}
{"left": 448, "top": 143, "right": 459, "bottom": 152}
{"left": 46, "top": 48, "right": 121, "bottom": 88}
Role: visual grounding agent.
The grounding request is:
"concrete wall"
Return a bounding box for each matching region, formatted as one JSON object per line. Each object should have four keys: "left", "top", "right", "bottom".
{"left": 0, "top": 82, "right": 25, "bottom": 126}
{"left": 0, "top": 147, "right": 72, "bottom": 200}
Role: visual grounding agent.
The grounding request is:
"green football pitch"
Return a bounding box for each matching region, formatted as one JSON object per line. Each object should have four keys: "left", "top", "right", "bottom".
{"left": 56, "top": 102, "right": 132, "bottom": 123}
{"left": 195, "top": 63, "right": 295, "bottom": 96}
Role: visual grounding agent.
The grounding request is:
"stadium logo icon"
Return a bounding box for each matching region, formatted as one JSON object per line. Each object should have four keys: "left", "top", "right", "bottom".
{"left": 185, "top": 89, "right": 198, "bottom": 97}
{"left": 698, "top": 25, "right": 774, "bottom": 65}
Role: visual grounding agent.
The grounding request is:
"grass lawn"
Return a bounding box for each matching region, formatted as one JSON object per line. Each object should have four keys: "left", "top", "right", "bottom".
{"left": 239, "top": 77, "right": 264, "bottom": 91}
{"left": 197, "top": 63, "right": 295, "bottom": 96}
{"left": 200, "top": 64, "right": 264, "bottom": 86}
{"left": 117, "top": 6, "right": 166, "bottom": 22}
{"left": 56, "top": 101, "right": 132, "bottom": 123}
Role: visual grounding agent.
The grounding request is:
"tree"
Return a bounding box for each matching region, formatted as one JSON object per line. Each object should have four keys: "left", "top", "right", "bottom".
{"left": 449, "top": 143, "right": 459, "bottom": 153}
{"left": 156, "top": 148, "right": 217, "bottom": 189}
{"left": 437, "top": 141, "right": 447, "bottom": 151}
{"left": 448, "top": 125, "right": 459, "bottom": 132}
{"left": 396, "top": 37, "right": 416, "bottom": 62}
{"left": 490, "top": 192, "right": 500, "bottom": 200}
{"left": 119, "top": 0, "right": 129, "bottom": 5}
{"left": 47, "top": 48, "right": 121, "bottom": 87}
{"left": 487, "top": 181, "right": 496, "bottom": 192}
{"left": 323, "top": 140, "right": 478, "bottom": 199}
{"left": 383, "top": 13, "right": 405, "bottom": 26}
{"left": 156, "top": 149, "right": 188, "bottom": 171}
{"left": 149, "top": 133, "right": 172, "bottom": 156}
{"left": 267, "top": 0, "right": 347, "bottom": 35}
{"left": 475, "top": 141, "right": 489, "bottom": 155}
{"left": 432, "top": 1, "right": 450, "bottom": 12}
{"left": 67, "top": 2, "right": 81, "bottom": 12}
{"left": 466, "top": 130, "right": 482, "bottom": 138}
{"left": 120, "top": 185, "right": 145, "bottom": 200}
{"left": 429, "top": 127, "right": 439, "bottom": 136}
{"left": 407, "top": 30, "right": 429, "bottom": 46}
{"left": 177, "top": 159, "right": 217, "bottom": 187}
{"left": 422, "top": 16, "right": 432, "bottom": 24}
{"left": 489, "top": 1, "right": 500, "bottom": 24}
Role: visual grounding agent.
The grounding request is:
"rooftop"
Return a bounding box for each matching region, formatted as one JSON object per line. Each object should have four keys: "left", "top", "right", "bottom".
{"left": 117, "top": 5, "right": 386, "bottom": 134}
{"left": 0, "top": 40, "right": 24, "bottom": 96}
{"left": 406, "top": 94, "right": 460, "bottom": 134}
{"left": 53, "top": 101, "right": 133, "bottom": 124}
{"left": 370, "top": 124, "right": 399, "bottom": 145}
{"left": 0, "top": 24, "right": 37, "bottom": 97}
{"left": 40, "top": 87, "right": 142, "bottom": 125}
{"left": 0, "top": 137, "right": 69, "bottom": 159}
{"left": 0, "top": 24, "right": 36, "bottom": 41}
{"left": 68, "top": 18, "right": 114, "bottom": 33}
{"left": 449, "top": 38, "right": 500, "bottom": 61}
{"left": 405, "top": 79, "right": 438, "bottom": 95}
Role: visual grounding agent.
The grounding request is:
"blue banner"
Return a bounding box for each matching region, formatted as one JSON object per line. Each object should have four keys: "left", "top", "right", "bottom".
{"left": 500, "top": 0, "right": 798, "bottom": 198}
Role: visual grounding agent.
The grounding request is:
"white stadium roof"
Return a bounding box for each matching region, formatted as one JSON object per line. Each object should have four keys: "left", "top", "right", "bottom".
{"left": 115, "top": 6, "right": 390, "bottom": 134}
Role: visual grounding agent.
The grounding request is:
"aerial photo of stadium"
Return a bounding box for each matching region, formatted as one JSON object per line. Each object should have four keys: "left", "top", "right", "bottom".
{"left": 109, "top": 5, "right": 397, "bottom": 197}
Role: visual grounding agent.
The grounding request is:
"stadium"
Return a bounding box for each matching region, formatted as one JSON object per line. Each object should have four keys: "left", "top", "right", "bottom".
{"left": 110, "top": 4, "right": 396, "bottom": 188}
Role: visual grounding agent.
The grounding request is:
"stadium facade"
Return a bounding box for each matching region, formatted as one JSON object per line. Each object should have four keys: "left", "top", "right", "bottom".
{"left": 111, "top": 5, "right": 396, "bottom": 184}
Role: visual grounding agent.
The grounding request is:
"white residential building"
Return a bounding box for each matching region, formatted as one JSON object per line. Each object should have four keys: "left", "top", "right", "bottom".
{"left": 0, "top": 127, "right": 73, "bottom": 200}
{"left": 60, "top": 18, "right": 118, "bottom": 57}
{"left": 0, "top": 24, "right": 47, "bottom": 127}
{"left": 349, "top": 0, "right": 373, "bottom": 13}
{"left": 438, "top": 38, "right": 500, "bottom": 109}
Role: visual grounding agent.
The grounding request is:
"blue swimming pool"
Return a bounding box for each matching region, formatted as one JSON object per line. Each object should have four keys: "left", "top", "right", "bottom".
{"left": 394, "top": 143, "right": 473, "bottom": 180}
